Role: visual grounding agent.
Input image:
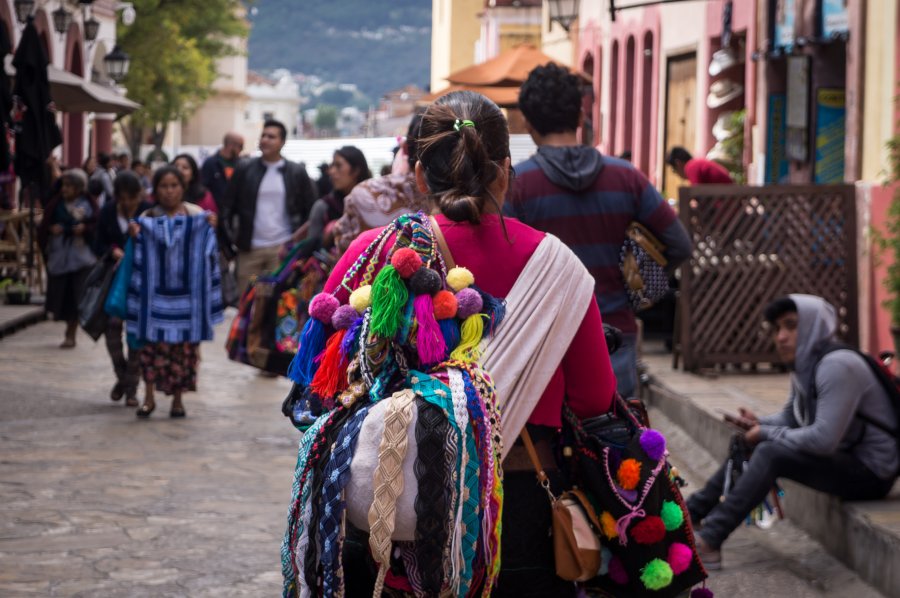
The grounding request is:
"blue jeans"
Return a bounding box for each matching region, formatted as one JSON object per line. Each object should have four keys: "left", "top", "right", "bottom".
{"left": 610, "top": 332, "right": 637, "bottom": 398}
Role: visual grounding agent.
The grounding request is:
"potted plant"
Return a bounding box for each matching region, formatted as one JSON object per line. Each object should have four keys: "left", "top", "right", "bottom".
{"left": 879, "top": 125, "right": 900, "bottom": 353}
{"left": 3, "top": 281, "right": 31, "bottom": 306}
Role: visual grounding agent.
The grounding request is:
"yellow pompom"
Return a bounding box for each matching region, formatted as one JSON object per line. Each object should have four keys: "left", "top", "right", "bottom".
{"left": 600, "top": 511, "right": 618, "bottom": 540}
{"left": 349, "top": 285, "right": 372, "bottom": 313}
{"left": 446, "top": 267, "right": 475, "bottom": 292}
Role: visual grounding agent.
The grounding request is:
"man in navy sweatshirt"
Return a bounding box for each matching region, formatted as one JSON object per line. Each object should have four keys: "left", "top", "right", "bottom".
{"left": 688, "top": 295, "right": 898, "bottom": 569}
{"left": 505, "top": 63, "right": 691, "bottom": 398}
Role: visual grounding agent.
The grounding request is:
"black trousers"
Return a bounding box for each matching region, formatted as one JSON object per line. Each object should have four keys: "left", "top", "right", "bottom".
{"left": 104, "top": 317, "right": 141, "bottom": 398}
{"left": 687, "top": 440, "right": 895, "bottom": 549}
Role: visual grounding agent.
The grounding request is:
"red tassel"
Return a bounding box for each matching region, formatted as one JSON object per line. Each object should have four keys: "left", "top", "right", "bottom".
{"left": 309, "top": 330, "right": 349, "bottom": 400}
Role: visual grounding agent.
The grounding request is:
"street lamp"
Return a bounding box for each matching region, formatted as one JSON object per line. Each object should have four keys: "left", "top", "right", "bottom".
{"left": 14, "top": 0, "right": 35, "bottom": 24}
{"left": 52, "top": 4, "right": 73, "bottom": 36}
{"left": 83, "top": 16, "right": 100, "bottom": 42}
{"left": 548, "top": 0, "right": 578, "bottom": 33}
{"left": 103, "top": 45, "right": 130, "bottom": 83}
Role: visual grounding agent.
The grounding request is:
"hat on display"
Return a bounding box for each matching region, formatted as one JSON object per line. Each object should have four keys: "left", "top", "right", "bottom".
{"left": 712, "top": 111, "right": 741, "bottom": 141}
{"left": 708, "top": 47, "right": 741, "bottom": 77}
{"left": 707, "top": 79, "right": 744, "bottom": 109}
{"left": 706, "top": 141, "right": 731, "bottom": 164}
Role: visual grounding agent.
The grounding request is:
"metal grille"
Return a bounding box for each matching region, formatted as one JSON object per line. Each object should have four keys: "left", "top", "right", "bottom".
{"left": 677, "top": 184, "right": 858, "bottom": 371}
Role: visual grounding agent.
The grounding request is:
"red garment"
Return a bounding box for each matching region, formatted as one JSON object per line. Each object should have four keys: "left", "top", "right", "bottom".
{"left": 324, "top": 213, "right": 616, "bottom": 427}
{"left": 684, "top": 158, "right": 734, "bottom": 185}
{"left": 196, "top": 190, "right": 218, "bottom": 213}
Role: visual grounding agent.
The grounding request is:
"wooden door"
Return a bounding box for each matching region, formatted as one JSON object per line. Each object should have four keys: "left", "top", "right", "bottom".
{"left": 662, "top": 54, "right": 697, "bottom": 202}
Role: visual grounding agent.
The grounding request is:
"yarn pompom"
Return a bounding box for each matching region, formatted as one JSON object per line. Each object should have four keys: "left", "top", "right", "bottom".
{"left": 608, "top": 556, "right": 628, "bottom": 584}
{"left": 661, "top": 500, "right": 685, "bottom": 531}
{"left": 617, "top": 458, "right": 642, "bottom": 491}
{"left": 455, "top": 288, "right": 483, "bottom": 319}
{"left": 414, "top": 294, "right": 446, "bottom": 365}
{"left": 600, "top": 511, "right": 618, "bottom": 540}
{"left": 640, "top": 559, "right": 673, "bottom": 590}
{"left": 349, "top": 285, "right": 372, "bottom": 313}
{"left": 598, "top": 546, "right": 612, "bottom": 575}
{"left": 331, "top": 304, "right": 359, "bottom": 330}
{"left": 450, "top": 314, "right": 483, "bottom": 362}
{"left": 640, "top": 429, "right": 667, "bottom": 461}
{"left": 446, "top": 266, "right": 474, "bottom": 292}
{"left": 390, "top": 247, "right": 422, "bottom": 278}
{"left": 438, "top": 318, "right": 460, "bottom": 356}
{"left": 472, "top": 284, "right": 506, "bottom": 337}
{"left": 667, "top": 542, "right": 693, "bottom": 575}
{"left": 691, "top": 588, "right": 715, "bottom": 598}
{"left": 433, "top": 290, "right": 458, "bottom": 320}
{"left": 409, "top": 267, "right": 442, "bottom": 296}
{"left": 309, "top": 293, "right": 340, "bottom": 324}
{"left": 631, "top": 516, "right": 666, "bottom": 545}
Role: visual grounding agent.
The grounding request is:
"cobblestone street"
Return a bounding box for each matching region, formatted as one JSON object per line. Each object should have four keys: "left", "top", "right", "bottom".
{"left": 0, "top": 317, "right": 888, "bottom": 597}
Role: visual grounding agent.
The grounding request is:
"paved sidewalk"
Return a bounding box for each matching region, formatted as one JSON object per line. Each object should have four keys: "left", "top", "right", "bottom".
{"left": 0, "top": 318, "right": 298, "bottom": 596}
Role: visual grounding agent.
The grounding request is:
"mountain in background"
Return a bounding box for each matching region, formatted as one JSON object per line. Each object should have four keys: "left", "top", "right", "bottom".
{"left": 247, "top": 0, "right": 432, "bottom": 101}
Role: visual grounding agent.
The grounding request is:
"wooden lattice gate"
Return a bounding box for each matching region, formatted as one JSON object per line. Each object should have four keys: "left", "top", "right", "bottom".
{"left": 677, "top": 184, "right": 858, "bottom": 371}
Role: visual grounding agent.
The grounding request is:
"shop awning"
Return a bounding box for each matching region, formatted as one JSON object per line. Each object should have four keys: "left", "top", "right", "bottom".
{"left": 421, "top": 84, "right": 521, "bottom": 108}
{"left": 46, "top": 66, "right": 140, "bottom": 115}
{"left": 447, "top": 44, "right": 592, "bottom": 87}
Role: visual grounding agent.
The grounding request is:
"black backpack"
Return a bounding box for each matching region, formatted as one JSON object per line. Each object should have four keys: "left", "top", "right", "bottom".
{"left": 811, "top": 342, "right": 900, "bottom": 442}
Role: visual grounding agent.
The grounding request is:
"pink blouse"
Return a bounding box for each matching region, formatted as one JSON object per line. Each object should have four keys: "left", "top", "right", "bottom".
{"left": 324, "top": 213, "right": 616, "bottom": 427}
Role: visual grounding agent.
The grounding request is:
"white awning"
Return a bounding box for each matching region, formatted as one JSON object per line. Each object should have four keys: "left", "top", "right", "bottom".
{"left": 46, "top": 66, "right": 140, "bottom": 115}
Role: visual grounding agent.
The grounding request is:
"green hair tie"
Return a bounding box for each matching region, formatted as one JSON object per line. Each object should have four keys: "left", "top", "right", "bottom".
{"left": 453, "top": 119, "right": 476, "bottom": 132}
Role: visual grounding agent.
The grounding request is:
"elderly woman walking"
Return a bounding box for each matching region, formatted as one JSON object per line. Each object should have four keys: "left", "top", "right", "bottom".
{"left": 39, "top": 168, "right": 98, "bottom": 348}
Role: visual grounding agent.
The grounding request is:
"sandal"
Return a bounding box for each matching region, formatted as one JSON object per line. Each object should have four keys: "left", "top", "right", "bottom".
{"left": 170, "top": 406, "right": 186, "bottom": 418}
{"left": 136, "top": 403, "right": 155, "bottom": 418}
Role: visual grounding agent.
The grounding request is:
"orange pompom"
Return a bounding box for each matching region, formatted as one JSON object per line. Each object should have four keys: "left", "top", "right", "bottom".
{"left": 600, "top": 511, "right": 618, "bottom": 540}
{"left": 390, "top": 247, "right": 422, "bottom": 278}
{"left": 617, "top": 458, "right": 642, "bottom": 491}
{"left": 433, "top": 290, "right": 458, "bottom": 320}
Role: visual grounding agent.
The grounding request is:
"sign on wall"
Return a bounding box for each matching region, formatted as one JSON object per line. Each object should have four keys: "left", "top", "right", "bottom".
{"left": 821, "top": 0, "right": 850, "bottom": 38}
{"left": 814, "top": 88, "right": 846, "bottom": 184}
{"left": 773, "top": 0, "right": 797, "bottom": 50}
{"left": 786, "top": 55, "right": 810, "bottom": 162}
{"left": 766, "top": 94, "right": 789, "bottom": 183}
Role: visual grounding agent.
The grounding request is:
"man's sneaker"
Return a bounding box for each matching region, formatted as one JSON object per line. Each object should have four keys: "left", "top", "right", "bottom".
{"left": 694, "top": 533, "right": 722, "bottom": 571}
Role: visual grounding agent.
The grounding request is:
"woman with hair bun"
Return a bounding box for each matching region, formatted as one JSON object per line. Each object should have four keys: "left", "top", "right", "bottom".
{"left": 309, "top": 91, "right": 617, "bottom": 596}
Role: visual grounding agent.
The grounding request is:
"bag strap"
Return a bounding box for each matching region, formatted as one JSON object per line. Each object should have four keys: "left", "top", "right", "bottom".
{"left": 429, "top": 215, "right": 456, "bottom": 270}
{"left": 521, "top": 427, "right": 556, "bottom": 502}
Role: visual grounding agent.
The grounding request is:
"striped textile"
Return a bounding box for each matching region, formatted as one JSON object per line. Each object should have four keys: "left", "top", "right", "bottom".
{"left": 504, "top": 154, "right": 691, "bottom": 333}
{"left": 126, "top": 214, "right": 224, "bottom": 343}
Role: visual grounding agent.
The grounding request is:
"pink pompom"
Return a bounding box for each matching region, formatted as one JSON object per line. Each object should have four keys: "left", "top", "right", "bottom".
{"left": 640, "top": 429, "right": 667, "bottom": 461}
{"left": 608, "top": 556, "right": 628, "bottom": 585}
{"left": 390, "top": 248, "right": 422, "bottom": 278}
{"left": 331, "top": 304, "right": 359, "bottom": 330}
{"left": 668, "top": 542, "right": 693, "bottom": 575}
{"left": 414, "top": 294, "right": 446, "bottom": 365}
{"left": 309, "top": 293, "right": 340, "bottom": 324}
{"left": 691, "top": 588, "right": 714, "bottom": 598}
{"left": 455, "top": 288, "right": 483, "bottom": 319}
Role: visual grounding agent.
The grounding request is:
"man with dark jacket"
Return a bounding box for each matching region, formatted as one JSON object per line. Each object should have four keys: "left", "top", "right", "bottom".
{"left": 220, "top": 120, "right": 316, "bottom": 292}
{"left": 201, "top": 131, "right": 244, "bottom": 207}
{"left": 505, "top": 63, "right": 692, "bottom": 398}
{"left": 688, "top": 295, "right": 898, "bottom": 569}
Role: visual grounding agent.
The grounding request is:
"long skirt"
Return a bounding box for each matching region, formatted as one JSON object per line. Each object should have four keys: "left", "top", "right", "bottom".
{"left": 45, "top": 266, "right": 90, "bottom": 321}
{"left": 139, "top": 342, "right": 199, "bottom": 396}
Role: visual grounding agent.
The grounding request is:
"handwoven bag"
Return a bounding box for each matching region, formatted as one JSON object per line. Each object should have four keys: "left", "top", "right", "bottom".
{"left": 620, "top": 221, "right": 669, "bottom": 311}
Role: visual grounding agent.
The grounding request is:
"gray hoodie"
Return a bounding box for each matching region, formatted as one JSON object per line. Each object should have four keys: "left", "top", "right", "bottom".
{"left": 532, "top": 146, "right": 604, "bottom": 192}
{"left": 759, "top": 294, "right": 898, "bottom": 479}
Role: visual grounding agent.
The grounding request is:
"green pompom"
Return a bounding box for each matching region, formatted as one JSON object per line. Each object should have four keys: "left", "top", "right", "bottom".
{"left": 370, "top": 265, "right": 408, "bottom": 338}
{"left": 661, "top": 500, "right": 685, "bottom": 531}
{"left": 640, "top": 558, "right": 673, "bottom": 590}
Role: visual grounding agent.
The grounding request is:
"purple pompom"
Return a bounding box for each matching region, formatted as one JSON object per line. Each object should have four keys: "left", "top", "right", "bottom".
{"left": 690, "top": 588, "right": 714, "bottom": 598}
{"left": 640, "top": 429, "right": 667, "bottom": 461}
{"left": 309, "top": 293, "right": 340, "bottom": 324}
{"left": 331, "top": 304, "right": 359, "bottom": 330}
{"left": 455, "top": 288, "right": 483, "bottom": 319}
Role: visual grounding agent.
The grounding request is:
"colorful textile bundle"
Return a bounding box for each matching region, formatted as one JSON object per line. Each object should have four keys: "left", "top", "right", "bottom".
{"left": 564, "top": 403, "right": 710, "bottom": 597}
{"left": 281, "top": 212, "right": 506, "bottom": 598}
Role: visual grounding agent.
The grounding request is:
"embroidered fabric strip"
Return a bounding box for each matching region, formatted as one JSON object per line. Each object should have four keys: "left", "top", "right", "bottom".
{"left": 449, "top": 368, "right": 481, "bottom": 598}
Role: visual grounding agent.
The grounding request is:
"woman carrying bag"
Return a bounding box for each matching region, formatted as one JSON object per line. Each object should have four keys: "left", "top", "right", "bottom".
{"left": 281, "top": 91, "right": 617, "bottom": 597}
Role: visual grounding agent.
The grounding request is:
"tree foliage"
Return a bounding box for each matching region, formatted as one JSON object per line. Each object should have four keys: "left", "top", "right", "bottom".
{"left": 314, "top": 104, "right": 338, "bottom": 133}
{"left": 118, "top": 0, "right": 249, "bottom": 156}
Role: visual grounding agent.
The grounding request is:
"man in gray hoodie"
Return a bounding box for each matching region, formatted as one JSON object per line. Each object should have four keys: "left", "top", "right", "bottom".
{"left": 688, "top": 294, "right": 898, "bottom": 569}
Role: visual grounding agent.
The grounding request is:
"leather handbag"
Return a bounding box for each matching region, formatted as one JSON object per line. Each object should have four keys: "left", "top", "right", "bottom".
{"left": 620, "top": 221, "right": 669, "bottom": 311}
{"left": 521, "top": 428, "right": 604, "bottom": 582}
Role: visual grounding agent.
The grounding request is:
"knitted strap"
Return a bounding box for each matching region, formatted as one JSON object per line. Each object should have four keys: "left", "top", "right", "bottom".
{"left": 367, "top": 389, "right": 417, "bottom": 597}
{"left": 449, "top": 368, "right": 481, "bottom": 597}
